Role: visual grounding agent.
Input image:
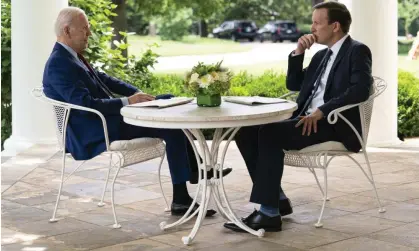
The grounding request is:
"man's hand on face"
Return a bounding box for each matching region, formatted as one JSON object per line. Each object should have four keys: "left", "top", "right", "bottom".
{"left": 295, "top": 108, "right": 324, "bottom": 136}
{"left": 128, "top": 93, "right": 155, "bottom": 104}
{"left": 294, "top": 34, "right": 317, "bottom": 55}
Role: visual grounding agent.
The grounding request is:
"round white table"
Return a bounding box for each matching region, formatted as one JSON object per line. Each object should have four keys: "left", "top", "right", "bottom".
{"left": 121, "top": 98, "right": 297, "bottom": 245}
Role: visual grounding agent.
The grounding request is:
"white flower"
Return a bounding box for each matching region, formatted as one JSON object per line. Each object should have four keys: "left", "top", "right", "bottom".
{"left": 198, "top": 74, "right": 213, "bottom": 89}
{"left": 218, "top": 72, "right": 229, "bottom": 82}
{"left": 189, "top": 73, "right": 200, "bottom": 84}
{"left": 210, "top": 71, "right": 220, "bottom": 81}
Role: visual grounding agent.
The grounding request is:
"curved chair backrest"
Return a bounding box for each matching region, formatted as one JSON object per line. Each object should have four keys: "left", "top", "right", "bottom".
{"left": 31, "top": 87, "right": 70, "bottom": 151}
{"left": 359, "top": 76, "right": 387, "bottom": 143}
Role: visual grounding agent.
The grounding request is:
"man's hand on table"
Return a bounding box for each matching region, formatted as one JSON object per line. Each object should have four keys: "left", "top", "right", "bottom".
{"left": 128, "top": 93, "right": 155, "bottom": 104}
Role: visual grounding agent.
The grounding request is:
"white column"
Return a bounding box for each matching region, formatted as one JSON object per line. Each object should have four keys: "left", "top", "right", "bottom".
{"left": 3, "top": 0, "right": 68, "bottom": 156}
{"left": 339, "top": 0, "right": 400, "bottom": 147}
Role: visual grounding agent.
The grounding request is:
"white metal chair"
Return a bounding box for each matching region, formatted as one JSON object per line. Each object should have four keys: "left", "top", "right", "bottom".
{"left": 282, "top": 76, "right": 387, "bottom": 227}
{"left": 32, "top": 87, "right": 170, "bottom": 228}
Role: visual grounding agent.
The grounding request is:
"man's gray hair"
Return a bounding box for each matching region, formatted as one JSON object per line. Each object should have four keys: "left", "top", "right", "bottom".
{"left": 54, "top": 7, "right": 87, "bottom": 36}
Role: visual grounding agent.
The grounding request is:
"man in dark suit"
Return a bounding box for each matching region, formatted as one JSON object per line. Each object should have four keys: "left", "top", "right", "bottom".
{"left": 43, "top": 7, "right": 231, "bottom": 216}
{"left": 224, "top": 1, "right": 373, "bottom": 232}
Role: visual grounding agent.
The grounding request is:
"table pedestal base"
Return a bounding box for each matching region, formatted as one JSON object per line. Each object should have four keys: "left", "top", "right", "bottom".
{"left": 159, "top": 128, "right": 265, "bottom": 245}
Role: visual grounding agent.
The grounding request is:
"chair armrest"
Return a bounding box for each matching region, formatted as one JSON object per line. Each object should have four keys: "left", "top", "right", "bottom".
{"left": 326, "top": 100, "right": 368, "bottom": 148}
{"left": 65, "top": 103, "right": 111, "bottom": 151}
{"left": 31, "top": 87, "right": 111, "bottom": 151}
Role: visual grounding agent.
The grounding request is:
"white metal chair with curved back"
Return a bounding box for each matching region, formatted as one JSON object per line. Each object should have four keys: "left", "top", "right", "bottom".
{"left": 281, "top": 76, "right": 387, "bottom": 227}
{"left": 32, "top": 87, "right": 170, "bottom": 228}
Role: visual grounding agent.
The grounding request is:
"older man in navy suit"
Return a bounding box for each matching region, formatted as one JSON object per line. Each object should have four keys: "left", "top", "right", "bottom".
{"left": 43, "top": 7, "right": 231, "bottom": 216}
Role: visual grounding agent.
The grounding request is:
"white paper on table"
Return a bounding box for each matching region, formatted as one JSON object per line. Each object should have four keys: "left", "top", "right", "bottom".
{"left": 127, "top": 97, "right": 194, "bottom": 109}
{"left": 223, "top": 96, "right": 288, "bottom": 106}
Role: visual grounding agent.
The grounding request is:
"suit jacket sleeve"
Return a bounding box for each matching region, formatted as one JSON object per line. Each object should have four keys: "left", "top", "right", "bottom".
{"left": 48, "top": 59, "right": 124, "bottom": 116}
{"left": 286, "top": 52, "right": 306, "bottom": 91}
{"left": 96, "top": 71, "right": 139, "bottom": 97}
{"left": 318, "top": 44, "right": 372, "bottom": 116}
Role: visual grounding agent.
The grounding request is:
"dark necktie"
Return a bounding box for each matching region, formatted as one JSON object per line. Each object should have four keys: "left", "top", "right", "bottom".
{"left": 77, "top": 53, "right": 115, "bottom": 98}
{"left": 298, "top": 49, "right": 333, "bottom": 116}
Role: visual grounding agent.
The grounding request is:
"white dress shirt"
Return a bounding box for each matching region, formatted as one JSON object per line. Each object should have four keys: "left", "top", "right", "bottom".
{"left": 57, "top": 42, "right": 129, "bottom": 106}
{"left": 306, "top": 34, "right": 349, "bottom": 114}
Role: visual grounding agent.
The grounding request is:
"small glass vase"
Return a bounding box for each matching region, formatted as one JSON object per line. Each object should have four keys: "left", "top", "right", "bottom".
{"left": 196, "top": 91, "right": 221, "bottom": 107}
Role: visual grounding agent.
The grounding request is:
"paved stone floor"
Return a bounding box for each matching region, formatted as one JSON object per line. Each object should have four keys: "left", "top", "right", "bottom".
{"left": 1, "top": 140, "right": 419, "bottom": 251}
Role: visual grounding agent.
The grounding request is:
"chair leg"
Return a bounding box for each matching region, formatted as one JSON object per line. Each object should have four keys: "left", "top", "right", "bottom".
{"left": 310, "top": 167, "right": 327, "bottom": 200}
{"left": 157, "top": 151, "right": 170, "bottom": 212}
{"left": 362, "top": 152, "right": 386, "bottom": 213}
{"left": 50, "top": 150, "right": 66, "bottom": 223}
{"left": 98, "top": 155, "right": 113, "bottom": 207}
{"left": 110, "top": 155, "right": 122, "bottom": 229}
{"left": 315, "top": 168, "right": 328, "bottom": 228}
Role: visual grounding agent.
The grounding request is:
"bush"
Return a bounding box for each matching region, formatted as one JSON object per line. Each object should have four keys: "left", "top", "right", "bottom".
{"left": 149, "top": 70, "right": 419, "bottom": 139}
{"left": 156, "top": 8, "right": 193, "bottom": 41}
{"left": 144, "top": 74, "right": 186, "bottom": 96}
{"left": 1, "top": 0, "right": 11, "bottom": 150}
{"left": 398, "top": 40, "right": 413, "bottom": 55}
{"left": 229, "top": 70, "right": 288, "bottom": 97}
{"left": 398, "top": 71, "right": 419, "bottom": 137}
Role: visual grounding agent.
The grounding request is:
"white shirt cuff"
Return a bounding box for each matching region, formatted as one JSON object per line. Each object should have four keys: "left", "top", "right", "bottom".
{"left": 121, "top": 97, "right": 129, "bottom": 106}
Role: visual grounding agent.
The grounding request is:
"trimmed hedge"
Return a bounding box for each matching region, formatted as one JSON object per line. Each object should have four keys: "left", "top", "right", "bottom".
{"left": 142, "top": 70, "right": 419, "bottom": 138}
{"left": 398, "top": 71, "right": 419, "bottom": 137}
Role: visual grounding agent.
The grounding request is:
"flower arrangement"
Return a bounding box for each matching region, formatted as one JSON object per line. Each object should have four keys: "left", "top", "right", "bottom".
{"left": 184, "top": 61, "right": 232, "bottom": 106}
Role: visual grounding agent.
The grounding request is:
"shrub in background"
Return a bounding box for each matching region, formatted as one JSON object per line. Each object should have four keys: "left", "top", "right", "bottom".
{"left": 398, "top": 70, "right": 419, "bottom": 137}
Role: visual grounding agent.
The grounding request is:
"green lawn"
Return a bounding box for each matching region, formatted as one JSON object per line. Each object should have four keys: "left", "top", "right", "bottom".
{"left": 128, "top": 35, "right": 253, "bottom": 57}
{"left": 155, "top": 56, "right": 419, "bottom": 77}
{"left": 398, "top": 55, "right": 419, "bottom": 76}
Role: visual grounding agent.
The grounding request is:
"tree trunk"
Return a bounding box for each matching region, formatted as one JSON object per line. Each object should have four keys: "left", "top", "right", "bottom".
{"left": 149, "top": 21, "right": 157, "bottom": 36}
{"left": 312, "top": 0, "right": 323, "bottom": 7}
{"left": 405, "top": 22, "right": 410, "bottom": 37}
{"left": 111, "top": 0, "right": 128, "bottom": 58}
{"left": 199, "top": 19, "right": 208, "bottom": 37}
{"left": 405, "top": 17, "right": 414, "bottom": 37}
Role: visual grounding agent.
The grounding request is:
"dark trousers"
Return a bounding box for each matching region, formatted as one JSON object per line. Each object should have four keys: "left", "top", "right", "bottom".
{"left": 235, "top": 118, "right": 340, "bottom": 208}
{"left": 120, "top": 122, "right": 198, "bottom": 184}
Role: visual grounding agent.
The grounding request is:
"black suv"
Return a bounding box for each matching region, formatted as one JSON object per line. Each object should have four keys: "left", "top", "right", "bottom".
{"left": 212, "top": 20, "right": 258, "bottom": 42}
{"left": 257, "top": 20, "right": 302, "bottom": 42}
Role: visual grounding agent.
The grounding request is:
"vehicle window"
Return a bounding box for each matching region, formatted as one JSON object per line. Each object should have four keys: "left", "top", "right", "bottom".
{"left": 264, "top": 24, "right": 272, "bottom": 29}
{"left": 277, "top": 23, "right": 297, "bottom": 30}
{"left": 239, "top": 22, "right": 257, "bottom": 29}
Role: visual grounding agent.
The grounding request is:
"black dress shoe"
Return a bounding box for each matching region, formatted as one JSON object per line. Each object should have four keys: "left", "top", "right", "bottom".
{"left": 189, "top": 167, "right": 233, "bottom": 184}
{"left": 171, "top": 202, "right": 217, "bottom": 217}
{"left": 224, "top": 210, "right": 282, "bottom": 233}
{"left": 240, "top": 198, "right": 293, "bottom": 222}
{"left": 279, "top": 198, "right": 293, "bottom": 216}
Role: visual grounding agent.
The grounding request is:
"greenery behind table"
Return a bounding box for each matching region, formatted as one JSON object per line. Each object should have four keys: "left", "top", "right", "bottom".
{"left": 142, "top": 70, "right": 419, "bottom": 139}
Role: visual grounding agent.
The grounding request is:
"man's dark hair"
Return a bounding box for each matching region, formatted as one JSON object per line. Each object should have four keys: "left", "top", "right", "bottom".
{"left": 313, "top": 1, "right": 352, "bottom": 34}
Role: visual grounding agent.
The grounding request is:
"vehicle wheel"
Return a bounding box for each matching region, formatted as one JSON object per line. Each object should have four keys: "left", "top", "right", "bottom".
{"left": 279, "top": 39, "right": 284, "bottom": 43}
{"left": 231, "top": 35, "right": 237, "bottom": 41}
{"left": 291, "top": 39, "right": 298, "bottom": 42}
{"left": 248, "top": 38, "right": 254, "bottom": 42}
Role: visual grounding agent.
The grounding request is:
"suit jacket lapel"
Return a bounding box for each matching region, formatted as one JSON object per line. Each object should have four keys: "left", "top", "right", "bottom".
{"left": 325, "top": 36, "right": 352, "bottom": 93}
{"left": 54, "top": 43, "right": 109, "bottom": 98}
